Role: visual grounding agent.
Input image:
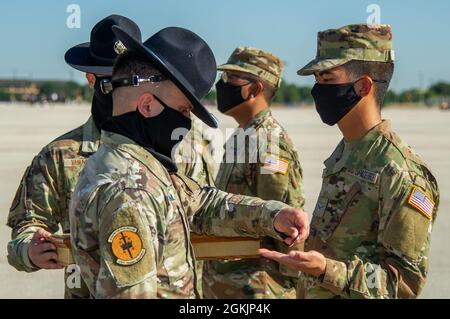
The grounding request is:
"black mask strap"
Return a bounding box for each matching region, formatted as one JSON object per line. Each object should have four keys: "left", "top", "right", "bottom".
{"left": 100, "top": 74, "right": 168, "bottom": 94}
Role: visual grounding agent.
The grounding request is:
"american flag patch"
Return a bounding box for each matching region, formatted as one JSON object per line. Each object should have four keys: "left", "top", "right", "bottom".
{"left": 262, "top": 155, "right": 289, "bottom": 175}
{"left": 408, "top": 187, "right": 435, "bottom": 220}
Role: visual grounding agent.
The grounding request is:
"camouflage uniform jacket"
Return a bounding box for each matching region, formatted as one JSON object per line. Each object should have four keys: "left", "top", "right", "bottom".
{"left": 7, "top": 116, "right": 99, "bottom": 298}
{"left": 69, "top": 131, "right": 289, "bottom": 299}
{"left": 203, "top": 108, "right": 305, "bottom": 299}
{"left": 300, "top": 120, "right": 439, "bottom": 299}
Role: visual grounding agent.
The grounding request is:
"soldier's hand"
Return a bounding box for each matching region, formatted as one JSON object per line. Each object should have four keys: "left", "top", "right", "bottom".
{"left": 28, "top": 228, "right": 64, "bottom": 270}
{"left": 259, "top": 249, "right": 326, "bottom": 277}
{"left": 273, "top": 208, "right": 309, "bottom": 246}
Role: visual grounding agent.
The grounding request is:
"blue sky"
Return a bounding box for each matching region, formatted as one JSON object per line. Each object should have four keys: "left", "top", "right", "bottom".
{"left": 0, "top": 0, "right": 449, "bottom": 91}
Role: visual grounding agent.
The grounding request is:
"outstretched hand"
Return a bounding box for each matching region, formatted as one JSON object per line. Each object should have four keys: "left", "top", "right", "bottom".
{"left": 259, "top": 248, "right": 326, "bottom": 277}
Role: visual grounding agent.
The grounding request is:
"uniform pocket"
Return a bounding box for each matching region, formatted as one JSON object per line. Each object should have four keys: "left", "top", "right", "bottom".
{"left": 382, "top": 185, "right": 433, "bottom": 261}
{"left": 315, "top": 182, "right": 362, "bottom": 242}
{"left": 382, "top": 205, "right": 431, "bottom": 261}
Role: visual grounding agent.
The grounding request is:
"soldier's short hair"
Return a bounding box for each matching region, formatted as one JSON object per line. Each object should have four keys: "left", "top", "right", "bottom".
{"left": 112, "top": 51, "right": 162, "bottom": 81}
{"left": 242, "top": 73, "right": 277, "bottom": 102}
{"left": 342, "top": 60, "right": 394, "bottom": 108}
{"left": 262, "top": 82, "right": 277, "bottom": 102}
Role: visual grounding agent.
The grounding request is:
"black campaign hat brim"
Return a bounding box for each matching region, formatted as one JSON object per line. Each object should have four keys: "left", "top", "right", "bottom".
{"left": 112, "top": 26, "right": 218, "bottom": 128}
{"left": 64, "top": 42, "right": 114, "bottom": 76}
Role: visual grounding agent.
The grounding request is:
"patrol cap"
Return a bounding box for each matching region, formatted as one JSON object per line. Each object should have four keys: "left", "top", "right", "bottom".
{"left": 218, "top": 47, "right": 284, "bottom": 88}
{"left": 298, "top": 24, "right": 395, "bottom": 76}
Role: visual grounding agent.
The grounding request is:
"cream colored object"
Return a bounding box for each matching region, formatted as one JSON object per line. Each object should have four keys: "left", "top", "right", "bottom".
{"left": 50, "top": 233, "right": 261, "bottom": 265}
{"left": 190, "top": 234, "right": 260, "bottom": 260}
{"left": 51, "top": 234, "right": 74, "bottom": 266}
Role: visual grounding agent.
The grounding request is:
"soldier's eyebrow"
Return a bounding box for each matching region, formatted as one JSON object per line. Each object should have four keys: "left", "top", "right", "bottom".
{"left": 314, "top": 71, "right": 335, "bottom": 83}
{"left": 318, "top": 70, "right": 333, "bottom": 77}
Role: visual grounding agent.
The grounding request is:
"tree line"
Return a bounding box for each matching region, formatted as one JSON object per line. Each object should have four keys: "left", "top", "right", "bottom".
{"left": 206, "top": 81, "right": 450, "bottom": 106}
{"left": 1, "top": 79, "right": 450, "bottom": 106}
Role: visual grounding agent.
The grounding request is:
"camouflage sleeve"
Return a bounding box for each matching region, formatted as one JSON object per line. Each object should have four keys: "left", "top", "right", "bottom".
{"left": 199, "top": 148, "right": 217, "bottom": 187}
{"left": 184, "top": 179, "right": 289, "bottom": 240}
{"left": 319, "top": 165, "right": 439, "bottom": 298}
{"left": 6, "top": 151, "right": 62, "bottom": 272}
{"left": 254, "top": 144, "right": 305, "bottom": 208}
{"left": 175, "top": 129, "right": 216, "bottom": 188}
{"left": 95, "top": 188, "right": 163, "bottom": 299}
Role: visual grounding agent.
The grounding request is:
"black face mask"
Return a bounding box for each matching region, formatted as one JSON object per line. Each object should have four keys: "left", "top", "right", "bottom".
{"left": 92, "top": 75, "right": 113, "bottom": 130}
{"left": 102, "top": 95, "right": 192, "bottom": 160}
{"left": 215, "top": 79, "right": 247, "bottom": 113}
{"left": 311, "top": 81, "right": 362, "bottom": 126}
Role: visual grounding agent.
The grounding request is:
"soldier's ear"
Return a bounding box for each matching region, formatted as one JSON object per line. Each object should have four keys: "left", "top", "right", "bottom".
{"left": 86, "top": 73, "right": 96, "bottom": 88}
{"left": 136, "top": 93, "right": 156, "bottom": 118}
{"left": 354, "top": 76, "right": 373, "bottom": 97}
{"left": 247, "top": 81, "right": 264, "bottom": 100}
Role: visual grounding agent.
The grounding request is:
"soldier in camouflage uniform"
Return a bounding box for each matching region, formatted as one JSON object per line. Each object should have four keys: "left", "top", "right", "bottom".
{"left": 261, "top": 24, "right": 440, "bottom": 299}
{"left": 6, "top": 15, "right": 141, "bottom": 299}
{"left": 69, "top": 26, "right": 309, "bottom": 298}
{"left": 175, "top": 114, "right": 216, "bottom": 187}
{"left": 203, "top": 47, "right": 305, "bottom": 299}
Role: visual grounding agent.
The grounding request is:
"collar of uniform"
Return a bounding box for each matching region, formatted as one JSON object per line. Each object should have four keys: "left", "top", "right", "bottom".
{"left": 243, "top": 107, "right": 271, "bottom": 130}
{"left": 80, "top": 116, "right": 101, "bottom": 154}
{"left": 222, "top": 108, "right": 271, "bottom": 152}
{"left": 323, "top": 140, "right": 345, "bottom": 171}
{"left": 100, "top": 130, "right": 178, "bottom": 174}
{"left": 323, "top": 120, "right": 391, "bottom": 175}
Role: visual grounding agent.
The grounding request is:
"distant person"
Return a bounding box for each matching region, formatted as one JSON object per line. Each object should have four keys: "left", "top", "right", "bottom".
{"left": 261, "top": 24, "right": 440, "bottom": 299}
{"left": 6, "top": 15, "right": 141, "bottom": 299}
{"left": 439, "top": 101, "right": 449, "bottom": 110}
{"left": 203, "top": 47, "right": 306, "bottom": 299}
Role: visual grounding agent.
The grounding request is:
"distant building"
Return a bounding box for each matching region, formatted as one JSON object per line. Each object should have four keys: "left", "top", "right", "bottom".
{"left": 0, "top": 79, "right": 89, "bottom": 103}
{"left": 0, "top": 79, "right": 39, "bottom": 96}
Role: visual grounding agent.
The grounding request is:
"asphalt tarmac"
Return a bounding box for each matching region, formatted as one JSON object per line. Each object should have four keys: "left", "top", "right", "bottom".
{"left": 0, "top": 103, "right": 448, "bottom": 298}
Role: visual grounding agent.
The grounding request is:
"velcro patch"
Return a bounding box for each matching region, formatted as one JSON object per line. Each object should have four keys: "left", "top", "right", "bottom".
{"left": 347, "top": 169, "right": 379, "bottom": 184}
{"left": 408, "top": 187, "right": 434, "bottom": 220}
{"left": 261, "top": 155, "right": 289, "bottom": 175}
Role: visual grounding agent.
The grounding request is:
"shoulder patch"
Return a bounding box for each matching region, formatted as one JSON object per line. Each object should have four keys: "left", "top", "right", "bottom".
{"left": 408, "top": 187, "right": 434, "bottom": 220}
{"left": 261, "top": 154, "right": 289, "bottom": 175}
{"left": 108, "top": 226, "right": 146, "bottom": 266}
